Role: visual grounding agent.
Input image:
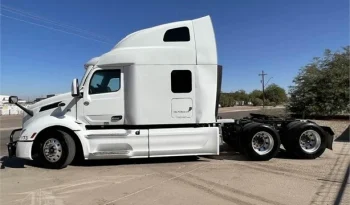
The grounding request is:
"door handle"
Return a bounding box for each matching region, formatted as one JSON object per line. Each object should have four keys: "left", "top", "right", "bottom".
{"left": 111, "top": 115, "right": 123, "bottom": 121}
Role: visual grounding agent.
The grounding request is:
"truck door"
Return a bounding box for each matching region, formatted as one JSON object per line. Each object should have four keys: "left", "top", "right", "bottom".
{"left": 82, "top": 67, "right": 124, "bottom": 125}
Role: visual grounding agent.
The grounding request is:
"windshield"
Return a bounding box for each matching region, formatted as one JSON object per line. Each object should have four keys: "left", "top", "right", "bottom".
{"left": 79, "top": 66, "right": 93, "bottom": 89}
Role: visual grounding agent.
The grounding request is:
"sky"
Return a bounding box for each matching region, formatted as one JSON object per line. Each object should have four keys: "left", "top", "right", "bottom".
{"left": 1, "top": 0, "right": 349, "bottom": 100}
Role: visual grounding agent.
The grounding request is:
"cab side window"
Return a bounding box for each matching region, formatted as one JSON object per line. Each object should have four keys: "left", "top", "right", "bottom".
{"left": 171, "top": 70, "right": 192, "bottom": 93}
{"left": 89, "top": 70, "right": 121, "bottom": 95}
{"left": 163, "top": 27, "right": 190, "bottom": 42}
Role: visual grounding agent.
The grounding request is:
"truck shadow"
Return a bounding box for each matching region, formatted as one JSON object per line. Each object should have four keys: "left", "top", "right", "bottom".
{"left": 0, "top": 146, "right": 293, "bottom": 169}
{"left": 335, "top": 125, "right": 349, "bottom": 142}
{"left": 0, "top": 156, "right": 27, "bottom": 169}
{"left": 71, "top": 156, "right": 208, "bottom": 167}
{"left": 0, "top": 155, "right": 209, "bottom": 169}
{"left": 203, "top": 144, "right": 294, "bottom": 161}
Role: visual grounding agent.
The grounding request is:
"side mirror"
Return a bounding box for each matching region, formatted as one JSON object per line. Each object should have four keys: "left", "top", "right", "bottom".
{"left": 9, "top": 96, "right": 18, "bottom": 104}
{"left": 71, "top": 78, "right": 79, "bottom": 97}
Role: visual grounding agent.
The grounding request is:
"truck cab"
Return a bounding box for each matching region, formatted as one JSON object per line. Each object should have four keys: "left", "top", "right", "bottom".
{"left": 7, "top": 15, "right": 223, "bottom": 169}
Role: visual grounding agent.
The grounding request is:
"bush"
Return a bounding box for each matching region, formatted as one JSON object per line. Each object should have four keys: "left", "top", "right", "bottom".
{"left": 252, "top": 98, "right": 263, "bottom": 106}
{"left": 249, "top": 90, "right": 263, "bottom": 101}
{"left": 288, "top": 46, "right": 350, "bottom": 116}
{"left": 265, "top": 84, "right": 288, "bottom": 105}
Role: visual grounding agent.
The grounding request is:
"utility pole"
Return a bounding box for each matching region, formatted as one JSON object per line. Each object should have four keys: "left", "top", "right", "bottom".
{"left": 259, "top": 70, "right": 267, "bottom": 108}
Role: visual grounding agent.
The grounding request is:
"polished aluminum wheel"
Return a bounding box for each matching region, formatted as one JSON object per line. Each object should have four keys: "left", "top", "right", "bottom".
{"left": 251, "top": 131, "right": 274, "bottom": 155}
{"left": 43, "top": 138, "right": 63, "bottom": 162}
{"left": 299, "top": 130, "right": 321, "bottom": 154}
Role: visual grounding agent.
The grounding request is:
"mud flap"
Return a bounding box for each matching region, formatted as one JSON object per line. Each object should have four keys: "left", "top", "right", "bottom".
{"left": 321, "top": 126, "right": 334, "bottom": 150}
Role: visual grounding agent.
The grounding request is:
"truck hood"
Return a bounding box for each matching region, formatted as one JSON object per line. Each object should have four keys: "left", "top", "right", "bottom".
{"left": 29, "top": 92, "right": 72, "bottom": 110}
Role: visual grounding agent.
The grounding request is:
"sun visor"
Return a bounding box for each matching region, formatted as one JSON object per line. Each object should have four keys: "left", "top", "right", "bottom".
{"left": 84, "top": 57, "right": 100, "bottom": 69}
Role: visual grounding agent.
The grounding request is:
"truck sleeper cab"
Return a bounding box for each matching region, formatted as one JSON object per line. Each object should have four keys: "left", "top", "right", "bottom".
{"left": 7, "top": 15, "right": 222, "bottom": 169}
{"left": 7, "top": 15, "right": 334, "bottom": 169}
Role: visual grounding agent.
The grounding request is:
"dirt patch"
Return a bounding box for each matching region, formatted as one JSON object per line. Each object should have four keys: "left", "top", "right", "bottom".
{"left": 311, "top": 120, "right": 349, "bottom": 141}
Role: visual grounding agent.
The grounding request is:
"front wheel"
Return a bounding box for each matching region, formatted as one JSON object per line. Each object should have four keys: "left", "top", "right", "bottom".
{"left": 38, "top": 129, "right": 76, "bottom": 169}
{"left": 241, "top": 125, "right": 281, "bottom": 161}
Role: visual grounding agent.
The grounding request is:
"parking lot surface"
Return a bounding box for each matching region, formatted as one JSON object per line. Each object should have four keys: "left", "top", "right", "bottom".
{"left": 0, "top": 112, "right": 349, "bottom": 205}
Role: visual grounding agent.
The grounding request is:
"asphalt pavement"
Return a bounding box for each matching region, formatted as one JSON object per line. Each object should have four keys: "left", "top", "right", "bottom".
{"left": 1, "top": 108, "right": 349, "bottom": 205}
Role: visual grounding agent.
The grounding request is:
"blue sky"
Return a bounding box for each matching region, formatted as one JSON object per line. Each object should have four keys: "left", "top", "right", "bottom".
{"left": 1, "top": 0, "right": 349, "bottom": 100}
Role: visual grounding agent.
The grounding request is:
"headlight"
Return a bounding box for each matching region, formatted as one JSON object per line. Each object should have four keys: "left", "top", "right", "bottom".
{"left": 19, "top": 135, "right": 28, "bottom": 141}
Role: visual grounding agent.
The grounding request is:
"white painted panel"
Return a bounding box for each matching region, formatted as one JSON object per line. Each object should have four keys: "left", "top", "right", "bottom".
{"left": 171, "top": 98, "right": 193, "bottom": 118}
{"left": 84, "top": 129, "right": 149, "bottom": 159}
{"left": 82, "top": 67, "right": 125, "bottom": 125}
{"left": 192, "top": 16, "right": 217, "bottom": 65}
{"left": 16, "top": 141, "right": 33, "bottom": 160}
{"left": 195, "top": 65, "right": 217, "bottom": 123}
{"left": 124, "top": 65, "right": 196, "bottom": 125}
{"left": 149, "top": 127, "right": 219, "bottom": 157}
{"left": 98, "top": 47, "right": 196, "bottom": 66}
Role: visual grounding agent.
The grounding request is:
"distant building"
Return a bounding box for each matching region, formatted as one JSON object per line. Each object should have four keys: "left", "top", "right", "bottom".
{"left": 46, "top": 94, "right": 55, "bottom": 98}
{"left": 34, "top": 98, "right": 46, "bottom": 103}
{"left": 0, "top": 95, "right": 27, "bottom": 105}
{"left": 0, "top": 94, "right": 28, "bottom": 115}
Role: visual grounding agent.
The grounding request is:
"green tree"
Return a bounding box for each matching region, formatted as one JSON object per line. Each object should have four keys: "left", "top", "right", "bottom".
{"left": 288, "top": 46, "right": 350, "bottom": 116}
{"left": 249, "top": 90, "right": 263, "bottom": 101}
{"left": 252, "top": 98, "right": 263, "bottom": 106}
{"left": 233, "top": 90, "right": 249, "bottom": 103}
{"left": 219, "top": 92, "right": 236, "bottom": 107}
{"left": 264, "top": 83, "right": 288, "bottom": 105}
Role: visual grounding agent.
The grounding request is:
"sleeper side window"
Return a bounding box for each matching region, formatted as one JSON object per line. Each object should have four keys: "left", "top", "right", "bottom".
{"left": 171, "top": 70, "right": 192, "bottom": 93}
{"left": 89, "top": 70, "right": 121, "bottom": 95}
{"left": 163, "top": 27, "right": 190, "bottom": 42}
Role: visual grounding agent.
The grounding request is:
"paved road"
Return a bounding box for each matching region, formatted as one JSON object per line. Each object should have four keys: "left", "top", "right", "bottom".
{"left": 0, "top": 115, "right": 22, "bottom": 129}
{"left": 0, "top": 115, "right": 22, "bottom": 156}
{"left": 1, "top": 109, "right": 349, "bottom": 205}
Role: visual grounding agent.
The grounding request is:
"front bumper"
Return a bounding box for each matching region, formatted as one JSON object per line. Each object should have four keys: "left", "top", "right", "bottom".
{"left": 7, "top": 128, "right": 22, "bottom": 158}
{"left": 7, "top": 128, "right": 34, "bottom": 160}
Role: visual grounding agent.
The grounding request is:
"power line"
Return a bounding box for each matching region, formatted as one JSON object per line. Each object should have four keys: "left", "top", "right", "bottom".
{"left": 1, "top": 4, "right": 113, "bottom": 43}
{"left": 265, "top": 77, "right": 273, "bottom": 87}
{"left": 0, "top": 14, "right": 111, "bottom": 45}
{"left": 259, "top": 70, "right": 267, "bottom": 108}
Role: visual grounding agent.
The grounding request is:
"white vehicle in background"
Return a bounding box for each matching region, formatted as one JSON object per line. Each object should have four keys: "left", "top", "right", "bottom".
{"left": 8, "top": 16, "right": 334, "bottom": 169}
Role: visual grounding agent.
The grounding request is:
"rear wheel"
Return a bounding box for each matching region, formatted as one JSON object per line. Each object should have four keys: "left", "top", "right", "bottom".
{"left": 241, "top": 125, "right": 281, "bottom": 161}
{"left": 37, "top": 129, "right": 76, "bottom": 169}
{"left": 281, "top": 122, "right": 326, "bottom": 159}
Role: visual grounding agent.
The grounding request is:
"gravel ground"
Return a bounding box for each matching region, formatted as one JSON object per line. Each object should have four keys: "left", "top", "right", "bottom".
{"left": 252, "top": 108, "right": 349, "bottom": 141}
{"left": 1, "top": 111, "right": 349, "bottom": 205}
{"left": 311, "top": 120, "right": 349, "bottom": 140}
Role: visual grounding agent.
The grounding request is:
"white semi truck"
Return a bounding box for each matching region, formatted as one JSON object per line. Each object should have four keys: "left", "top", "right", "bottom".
{"left": 8, "top": 16, "right": 334, "bottom": 169}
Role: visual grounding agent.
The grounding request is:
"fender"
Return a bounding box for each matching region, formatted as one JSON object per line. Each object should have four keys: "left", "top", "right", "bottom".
{"left": 302, "top": 123, "right": 334, "bottom": 150}
{"left": 241, "top": 122, "right": 279, "bottom": 143}
{"left": 20, "top": 115, "right": 90, "bottom": 159}
{"left": 216, "top": 118, "right": 235, "bottom": 124}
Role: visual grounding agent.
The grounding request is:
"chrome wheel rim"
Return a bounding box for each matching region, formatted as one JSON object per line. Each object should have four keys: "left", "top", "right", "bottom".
{"left": 252, "top": 131, "right": 274, "bottom": 155}
{"left": 43, "top": 138, "right": 62, "bottom": 163}
{"left": 299, "top": 130, "right": 321, "bottom": 154}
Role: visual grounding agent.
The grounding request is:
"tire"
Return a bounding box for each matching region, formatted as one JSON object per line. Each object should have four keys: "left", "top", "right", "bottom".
{"left": 241, "top": 124, "right": 281, "bottom": 161}
{"left": 38, "top": 129, "right": 76, "bottom": 169}
{"left": 280, "top": 121, "right": 304, "bottom": 152}
{"left": 282, "top": 122, "right": 327, "bottom": 159}
{"left": 223, "top": 138, "right": 235, "bottom": 148}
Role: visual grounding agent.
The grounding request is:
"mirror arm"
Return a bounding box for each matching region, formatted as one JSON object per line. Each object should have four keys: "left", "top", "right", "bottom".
{"left": 15, "top": 103, "right": 33, "bottom": 116}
